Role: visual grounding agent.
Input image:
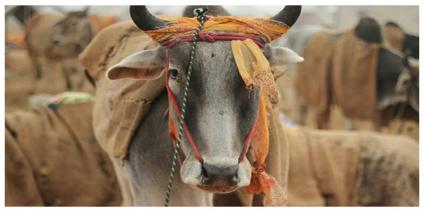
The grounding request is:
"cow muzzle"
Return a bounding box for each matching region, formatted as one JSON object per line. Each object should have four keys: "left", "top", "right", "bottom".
{"left": 180, "top": 154, "right": 251, "bottom": 193}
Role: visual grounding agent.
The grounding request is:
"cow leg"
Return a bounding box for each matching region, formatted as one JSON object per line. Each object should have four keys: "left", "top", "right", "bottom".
{"left": 298, "top": 104, "right": 308, "bottom": 125}
{"left": 315, "top": 106, "right": 330, "bottom": 129}
{"left": 62, "top": 65, "right": 72, "bottom": 90}
{"left": 29, "top": 55, "right": 42, "bottom": 80}
{"left": 35, "top": 64, "right": 42, "bottom": 79}
{"left": 344, "top": 118, "right": 356, "bottom": 130}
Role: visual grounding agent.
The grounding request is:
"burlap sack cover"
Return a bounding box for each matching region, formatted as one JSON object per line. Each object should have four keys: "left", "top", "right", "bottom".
{"left": 294, "top": 31, "right": 334, "bottom": 126}
{"left": 285, "top": 126, "right": 418, "bottom": 206}
{"left": 332, "top": 30, "right": 380, "bottom": 120}
{"left": 295, "top": 29, "right": 380, "bottom": 123}
{"left": 79, "top": 22, "right": 164, "bottom": 160}
{"left": 286, "top": 127, "right": 360, "bottom": 205}
{"left": 5, "top": 103, "right": 122, "bottom": 206}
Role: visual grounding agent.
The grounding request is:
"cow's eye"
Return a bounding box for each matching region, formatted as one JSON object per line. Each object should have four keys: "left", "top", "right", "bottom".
{"left": 169, "top": 69, "right": 179, "bottom": 79}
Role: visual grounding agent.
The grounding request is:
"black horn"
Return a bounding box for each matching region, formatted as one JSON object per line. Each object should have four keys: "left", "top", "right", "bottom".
{"left": 272, "top": 6, "right": 302, "bottom": 27}
{"left": 130, "top": 6, "right": 170, "bottom": 31}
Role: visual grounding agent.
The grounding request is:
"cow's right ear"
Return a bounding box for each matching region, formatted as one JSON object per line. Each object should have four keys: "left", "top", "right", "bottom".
{"left": 106, "top": 46, "right": 167, "bottom": 80}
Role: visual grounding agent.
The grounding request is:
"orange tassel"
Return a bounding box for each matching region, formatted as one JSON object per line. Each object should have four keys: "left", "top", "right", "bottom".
{"left": 242, "top": 94, "right": 287, "bottom": 206}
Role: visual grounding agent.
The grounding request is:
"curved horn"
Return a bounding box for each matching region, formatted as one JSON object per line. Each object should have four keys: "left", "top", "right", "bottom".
{"left": 130, "top": 6, "right": 170, "bottom": 31}
{"left": 272, "top": 6, "right": 302, "bottom": 27}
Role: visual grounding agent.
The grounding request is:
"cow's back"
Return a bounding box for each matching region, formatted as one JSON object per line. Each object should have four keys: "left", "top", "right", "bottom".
{"left": 286, "top": 127, "right": 418, "bottom": 206}
{"left": 355, "top": 132, "right": 418, "bottom": 206}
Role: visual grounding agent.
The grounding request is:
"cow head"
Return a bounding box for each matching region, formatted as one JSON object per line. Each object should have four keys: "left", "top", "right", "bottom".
{"left": 354, "top": 17, "right": 383, "bottom": 44}
{"left": 48, "top": 7, "right": 93, "bottom": 57}
{"left": 108, "top": 6, "right": 303, "bottom": 193}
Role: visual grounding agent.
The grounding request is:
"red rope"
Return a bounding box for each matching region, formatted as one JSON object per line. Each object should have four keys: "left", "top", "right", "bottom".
{"left": 165, "top": 55, "right": 204, "bottom": 162}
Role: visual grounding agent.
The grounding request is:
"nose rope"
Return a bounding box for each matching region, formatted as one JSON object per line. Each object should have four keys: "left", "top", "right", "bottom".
{"left": 163, "top": 8, "right": 207, "bottom": 207}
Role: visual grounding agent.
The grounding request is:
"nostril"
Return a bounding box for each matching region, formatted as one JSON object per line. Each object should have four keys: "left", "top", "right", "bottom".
{"left": 201, "top": 165, "right": 209, "bottom": 178}
{"left": 201, "top": 163, "right": 239, "bottom": 186}
{"left": 203, "top": 163, "right": 238, "bottom": 176}
{"left": 232, "top": 173, "right": 239, "bottom": 183}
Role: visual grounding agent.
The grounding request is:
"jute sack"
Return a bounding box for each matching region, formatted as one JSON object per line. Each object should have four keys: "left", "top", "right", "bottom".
{"left": 285, "top": 127, "right": 418, "bottom": 206}
{"left": 79, "top": 21, "right": 164, "bottom": 160}
{"left": 5, "top": 103, "right": 122, "bottom": 206}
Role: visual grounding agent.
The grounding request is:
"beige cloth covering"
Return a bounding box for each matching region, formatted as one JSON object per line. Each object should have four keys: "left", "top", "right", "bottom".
{"left": 79, "top": 21, "right": 163, "bottom": 160}
{"left": 294, "top": 31, "right": 335, "bottom": 128}
{"left": 295, "top": 30, "right": 380, "bottom": 127}
{"left": 285, "top": 126, "right": 418, "bottom": 206}
{"left": 332, "top": 30, "right": 380, "bottom": 120}
{"left": 5, "top": 103, "right": 122, "bottom": 206}
{"left": 286, "top": 127, "right": 360, "bottom": 205}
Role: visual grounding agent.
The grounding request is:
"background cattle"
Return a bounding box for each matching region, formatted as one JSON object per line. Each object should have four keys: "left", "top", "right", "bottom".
{"left": 277, "top": 16, "right": 418, "bottom": 140}
{"left": 5, "top": 99, "right": 122, "bottom": 206}
{"left": 25, "top": 7, "right": 93, "bottom": 89}
{"left": 5, "top": 6, "right": 117, "bottom": 112}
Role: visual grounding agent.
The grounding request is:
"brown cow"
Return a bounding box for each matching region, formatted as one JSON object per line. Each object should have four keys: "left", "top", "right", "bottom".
{"left": 25, "top": 8, "right": 93, "bottom": 90}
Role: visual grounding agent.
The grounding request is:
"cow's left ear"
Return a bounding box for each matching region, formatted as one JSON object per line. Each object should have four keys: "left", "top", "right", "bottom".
{"left": 106, "top": 46, "right": 167, "bottom": 80}
{"left": 263, "top": 44, "right": 304, "bottom": 68}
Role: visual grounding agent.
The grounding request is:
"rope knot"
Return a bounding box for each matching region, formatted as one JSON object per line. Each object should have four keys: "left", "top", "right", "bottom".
{"left": 252, "top": 161, "right": 266, "bottom": 174}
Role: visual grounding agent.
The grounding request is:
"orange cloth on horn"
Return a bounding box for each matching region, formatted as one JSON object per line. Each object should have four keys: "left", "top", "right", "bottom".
{"left": 145, "top": 16, "right": 289, "bottom": 44}
{"left": 231, "top": 39, "right": 279, "bottom": 103}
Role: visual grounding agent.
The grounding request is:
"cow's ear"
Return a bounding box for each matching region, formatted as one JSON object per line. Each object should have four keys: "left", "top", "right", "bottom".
{"left": 263, "top": 44, "right": 304, "bottom": 68}
{"left": 106, "top": 46, "right": 167, "bottom": 80}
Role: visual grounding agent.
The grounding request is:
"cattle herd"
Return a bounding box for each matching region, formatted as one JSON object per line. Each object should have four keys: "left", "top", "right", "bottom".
{"left": 4, "top": 5, "right": 420, "bottom": 206}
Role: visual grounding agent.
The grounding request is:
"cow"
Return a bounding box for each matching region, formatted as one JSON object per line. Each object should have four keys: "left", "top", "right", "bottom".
{"left": 5, "top": 99, "right": 122, "bottom": 206}
{"left": 79, "top": 6, "right": 418, "bottom": 206}
{"left": 80, "top": 5, "right": 303, "bottom": 206}
{"left": 25, "top": 7, "right": 93, "bottom": 90}
{"left": 284, "top": 17, "right": 418, "bottom": 131}
{"left": 384, "top": 21, "right": 419, "bottom": 59}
